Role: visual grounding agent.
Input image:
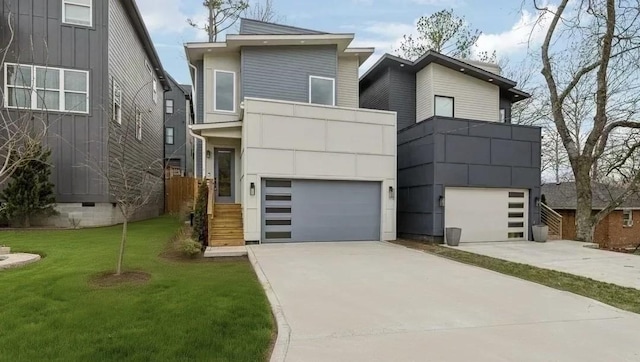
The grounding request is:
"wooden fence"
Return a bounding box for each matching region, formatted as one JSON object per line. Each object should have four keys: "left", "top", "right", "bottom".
{"left": 165, "top": 177, "right": 198, "bottom": 214}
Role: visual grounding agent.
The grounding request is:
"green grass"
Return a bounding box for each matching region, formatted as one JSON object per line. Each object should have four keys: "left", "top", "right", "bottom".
{"left": 0, "top": 217, "right": 273, "bottom": 362}
{"left": 394, "top": 240, "right": 640, "bottom": 314}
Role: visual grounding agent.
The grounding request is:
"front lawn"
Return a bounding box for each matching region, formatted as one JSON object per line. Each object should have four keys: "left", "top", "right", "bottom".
{"left": 0, "top": 217, "right": 273, "bottom": 361}
{"left": 394, "top": 240, "right": 640, "bottom": 315}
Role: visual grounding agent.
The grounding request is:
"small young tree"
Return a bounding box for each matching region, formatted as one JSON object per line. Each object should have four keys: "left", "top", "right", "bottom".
{"left": 188, "top": 0, "right": 249, "bottom": 42}
{"left": 192, "top": 181, "right": 209, "bottom": 247}
{"left": 396, "top": 9, "right": 493, "bottom": 62}
{"left": 0, "top": 143, "right": 56, "bottom": 227}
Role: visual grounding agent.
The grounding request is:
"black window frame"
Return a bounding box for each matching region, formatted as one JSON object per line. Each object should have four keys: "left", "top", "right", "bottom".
{"left": 165, "top": 127, "right": 175, "bottom": 145}
{"left": 434, "top": 95, "right": 455, "bottom": 118}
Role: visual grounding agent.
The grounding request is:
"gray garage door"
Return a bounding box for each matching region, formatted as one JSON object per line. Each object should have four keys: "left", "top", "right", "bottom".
{"left": 262, "top": 179, "right": 381, "bottom": 243}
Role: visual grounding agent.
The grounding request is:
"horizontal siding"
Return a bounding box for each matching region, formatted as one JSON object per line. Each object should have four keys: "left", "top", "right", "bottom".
{"left": 204, "top": 53, "right": 241, "bottom": 123}
{"left": 416, "top": 66, "right": 432, "bottom": 122}
{"left": 431, "top": 63, "right": 500, "bottom": 122}
{"left": 239, "top": 19, "right": 323, "bottom": 35}
{"left": 359, "top": 68, "right": 390, "bottom": 111}
{"left": 242, "top": 45, "right": 337, "bottom": 104}
{"left": 337, "top": 56, "right": 359, "bottom": 108}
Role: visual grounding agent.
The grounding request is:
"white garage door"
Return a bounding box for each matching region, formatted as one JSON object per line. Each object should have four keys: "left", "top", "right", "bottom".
{"left": 444, "top": 188, "right": 528, "bottom": 243}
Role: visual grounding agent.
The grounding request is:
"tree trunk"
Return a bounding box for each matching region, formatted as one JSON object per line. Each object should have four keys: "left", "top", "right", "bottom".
{"left": 116, "top": 218, "right": 128, "bottom": 275}
{"left": 574, "top": 161, "right": 594, "bottom": 242}
{"left": 24, "top": 214, "right": 30, "bottom": 228}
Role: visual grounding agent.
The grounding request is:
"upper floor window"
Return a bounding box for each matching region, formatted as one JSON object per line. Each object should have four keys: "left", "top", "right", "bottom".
{"left": 500, "top": 108, "right": 506, "bottom": 122}
{"left": 135, "top": 107, "right": 142, "bottom": 141}
{"left": 62, "top": 0, "right": 92, "bottom": 27}
{"left": 112, "top": 80, "right": 122, "bottom": 124}
{"left": 166, "top": 99, "right": 174, "bottom": 114}
{"left": 309, "top": 76, "right": 335, "bottom": 106}
{"left": 152, "top": 78, "right": 158, "bottom": 104}
{"left": 623, "top": 209, "right": 633, "bottom": 227}
{"left": 214, "top": 70, "right": 235, "bottom": 112}
{"left": 435, "top": 95, "right": 454, "bottom": 117}
{"left": 165, "top": 127, "right": 175, "bottom": 145}
{"left": 4, "top": 63, "right": 89, "bottom": 113}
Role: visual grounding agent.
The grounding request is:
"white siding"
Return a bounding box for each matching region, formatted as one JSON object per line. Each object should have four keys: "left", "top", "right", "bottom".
{"left": 337, "top": 56, "right": 359, "bottom": 108}
{"left": 417, "top": 64, "right": 500, "bottom": 122}
{"left": 203, "top": 53, "right": 242, "bottom": 123}
{"left": 416, "top": 66, "right": 433, "bottom": 122}
{"left": 241, "top": 98, "right": 397, "bottom": 242}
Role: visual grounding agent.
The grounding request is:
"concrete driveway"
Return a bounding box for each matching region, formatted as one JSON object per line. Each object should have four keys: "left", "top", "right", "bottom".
{"left": 454, "top": 240, "right": 640, "bottom": 290}
{"left": 249, "top": 242, "right": 640, "bottom": 362}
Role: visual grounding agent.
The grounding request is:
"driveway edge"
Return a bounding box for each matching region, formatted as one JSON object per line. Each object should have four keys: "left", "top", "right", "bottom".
{"left": 247, "top": 246, "right": 291, "bottom": 362}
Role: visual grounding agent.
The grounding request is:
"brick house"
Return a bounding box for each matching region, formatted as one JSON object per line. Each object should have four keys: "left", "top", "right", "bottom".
{"left": 542, "top": 183, "right": 640, "bottom": 248}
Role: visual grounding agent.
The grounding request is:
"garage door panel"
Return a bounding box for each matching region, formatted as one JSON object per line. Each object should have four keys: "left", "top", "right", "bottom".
{"left": 445, "top": 188, "right": 528, "bottom": 243}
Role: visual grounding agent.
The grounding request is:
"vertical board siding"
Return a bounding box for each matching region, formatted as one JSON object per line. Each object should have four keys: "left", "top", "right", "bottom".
{"left": 164, "top": 77, "right": 191, "bottom": 175}
{"left": 0, "top": 0, "right": 108, "bottom": 203}
{"left": 241, "top": 45, "right": 337, "bottom": 104}
{"left": 389, "top": 68, "right": 416, "bottom": 131}
{"left": 359, "top": 68, "right": 390, "bottom": 111}
{"left": 108, "top": 0, "right": 164, "bottom": 211}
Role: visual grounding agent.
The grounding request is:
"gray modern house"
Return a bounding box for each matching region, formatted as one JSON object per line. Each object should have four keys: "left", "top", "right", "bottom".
{"left": 164, "top": 74, "right": 193, "bottom": 177}
{"left": 360, "top": 52, "right": 541, "bottom": 243}
{"left": 0, "top": 0, "right": 170, "bottom": 227}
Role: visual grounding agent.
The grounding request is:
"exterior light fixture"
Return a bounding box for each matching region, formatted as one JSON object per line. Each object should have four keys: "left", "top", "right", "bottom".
{"left": 460, "top": 68, "right": 465, "bottom": 72}
{"left": 535, "top": 197, "right": 540, "bottom": 207}
{"left": 250, "top": 182, "right": 256, "bottom": 196}
{"left": 439, "top": 196, "right": 445, "bottom": 207}
{"left": 488, "top": 78, "right": 494, "bottom": 82}
{"left": 389, "top": 186, "right": 395, "bottom": 200}
{"left": 206, "top": 150, "right": 211, "bottom": 159}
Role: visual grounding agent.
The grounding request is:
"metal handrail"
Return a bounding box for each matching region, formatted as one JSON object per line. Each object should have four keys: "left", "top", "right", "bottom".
{"left": 540, "top": 202, "right": 563, "bottom": 238}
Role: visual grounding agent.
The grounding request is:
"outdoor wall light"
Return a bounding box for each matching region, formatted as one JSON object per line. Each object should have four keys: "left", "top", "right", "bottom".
{"left": 535, "top": 197, "right": 540, "bottom": 207}
{"left": 250, "top": 182, "right": 256, "bottom": 196}
{"left": 389, "top": 186, "right": 395, "bottom": 200}
{"left": 439, "top": 196, "right": 445, "bottom": 207}
{"left": 206, "top": 150, "right": 211, "bottom": 159}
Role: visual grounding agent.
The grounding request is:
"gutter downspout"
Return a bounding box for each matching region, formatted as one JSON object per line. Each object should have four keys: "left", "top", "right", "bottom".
{"left": 188, "top": 62, "right": 206, "bottom": 179}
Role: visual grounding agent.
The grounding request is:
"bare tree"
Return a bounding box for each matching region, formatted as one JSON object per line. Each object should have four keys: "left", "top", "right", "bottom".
{"left": 537, "top": 0, "right": 640, "bottom": 242}
{"left": 244, "top": 0, "right": 283, "bottom": 23}
{"left": 188, "top": 0, "right": 249, "bottom": 42}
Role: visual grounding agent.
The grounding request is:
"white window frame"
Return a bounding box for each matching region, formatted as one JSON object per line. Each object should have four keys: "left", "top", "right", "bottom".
{"left": 500, "top": 108, "right": 506, "bottom": 122}
{"left": 213, "top": 70, "right": 236, "bottom": 113}
{"left": 166, "top": 99, "right": 174, "bottom": 114}
{"left": 165, "top": 127, "right": 175, "bottom": 145}
{"left": 308, "top": 75, "right": 335, "bottom": 106}
{"left": 62, "top": 0, "right": 93, "bottom": 27}
{"left": 434, "top": 95, "right": 454, "bottom": 118}
{"left": 152, "top": 77, "right": 158, "bottom": 104}
{"left": 623, "top": 209, "right": 633, "bottom": 227}
{"left": 135, "top": 107, "right": 142, "bottom": 141}
{"left": 4, "top": 63, "right": 89, "bottom": 114}
{"left": 112, "top": 80, "right": 122, "bottom": 124}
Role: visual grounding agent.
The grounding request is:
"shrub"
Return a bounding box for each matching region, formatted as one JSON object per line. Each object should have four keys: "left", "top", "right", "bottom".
{"left": 181, "top": 238, "right": 202, "bottom": 258}
{"left": 191, "top": 181, "right": 209, "bottom": 246}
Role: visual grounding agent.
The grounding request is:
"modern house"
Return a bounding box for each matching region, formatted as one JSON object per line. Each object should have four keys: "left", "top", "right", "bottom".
{"left": 164, "top": 74, "right": 194, "bottom": 178}
{"left": 360, "top": 52, "right": 541, "bottom": 243}
{"left": 542, "top": 182, "right": 640, "bottom": 248}
{"left": 0, "top": 0, "right": 170, "bottom": 227}
{"left": 185, "top": 19, "right": 397, "bottom": 245}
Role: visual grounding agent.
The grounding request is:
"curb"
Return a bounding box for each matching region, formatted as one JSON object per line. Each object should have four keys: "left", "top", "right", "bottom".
{"left": 247, "top": 246, "right": 291, "bottom": 362}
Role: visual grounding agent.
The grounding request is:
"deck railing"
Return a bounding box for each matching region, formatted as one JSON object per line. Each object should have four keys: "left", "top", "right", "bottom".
{"left": 541, "top": 202, "right": 563, "bottom": 238}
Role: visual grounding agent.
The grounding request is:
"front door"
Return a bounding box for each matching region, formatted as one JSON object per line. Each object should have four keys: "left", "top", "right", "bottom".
{"left": 214, "top": 148, "right": 235, "bottom": 203}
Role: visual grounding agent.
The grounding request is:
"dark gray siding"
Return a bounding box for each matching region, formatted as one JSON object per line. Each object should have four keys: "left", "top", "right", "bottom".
{"left": 194, "top": 60, "right": 204, "bottom": 178}
{"left": 359, "top": 68, "right": 390, "bottom": 111}
{"left": 241, "top": 45, "right": 337, "bottom": 103}
{"left": 0, "top": 0, "right": 109, "bottom": 203}
{"left": 398, "top": 117, "right": 542, "bottom": 240}
{"left": 500, "top": 96, "right": 512, "bottom": 123}
{"left": 389, "top": 68, "right": 416, "bottom": 131}
{"left": 164, "top": 77, "right": 191, "bottom": 175}
{"left": 108, "top": 0, "right": 164, "bottom": 212}
{"left": 239, "top": 19, "right": 324, "bottom": 35}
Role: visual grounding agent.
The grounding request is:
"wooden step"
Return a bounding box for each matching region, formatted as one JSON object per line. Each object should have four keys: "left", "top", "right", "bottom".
{"left": 210, "top": 239, "right": 245, "bottom": 247}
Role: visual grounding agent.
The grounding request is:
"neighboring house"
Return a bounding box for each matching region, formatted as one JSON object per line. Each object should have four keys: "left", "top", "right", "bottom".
{"left": 0, "top": 0, "right": 170, "bottom": 227}
{"left": 542, "top": 182, "right": 640, "bottom": 248}
{"left": 185, "top": 18, "right": 397, "bottom": 245}
{"left": 360, "top": 52, "right": 541, "bottom": 243}
{"left": 164, "top": 74, "right": 194, "bottom": 177}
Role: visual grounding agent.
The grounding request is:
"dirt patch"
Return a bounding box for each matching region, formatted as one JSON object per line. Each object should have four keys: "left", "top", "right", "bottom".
{"left": 89, "top": 271, "right": 151, "bottom": 288}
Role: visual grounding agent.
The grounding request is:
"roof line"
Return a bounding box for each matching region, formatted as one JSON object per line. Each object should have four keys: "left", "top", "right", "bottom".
{"left": 239, "top": 18, "right": 327, "bottom": 34}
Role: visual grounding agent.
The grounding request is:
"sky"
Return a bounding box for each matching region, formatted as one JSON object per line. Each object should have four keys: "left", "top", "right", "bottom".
{"left": 136, "top": 0, "right": 553, "bottom": 86}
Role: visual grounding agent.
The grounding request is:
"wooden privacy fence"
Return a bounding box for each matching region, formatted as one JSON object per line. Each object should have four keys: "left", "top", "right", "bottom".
{"left": 165, "top": 177, "right": 198, "bottom": 214}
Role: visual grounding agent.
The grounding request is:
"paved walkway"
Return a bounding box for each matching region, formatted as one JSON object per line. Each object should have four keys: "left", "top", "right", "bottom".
{"left": 249, "top": 242, "right": 640, "bottom": 362}
{"left": 454, "top": 240, "right": 640, "bottom": 290}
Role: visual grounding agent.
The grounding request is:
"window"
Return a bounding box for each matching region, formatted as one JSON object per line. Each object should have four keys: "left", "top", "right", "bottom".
{"left": 135, "top": 107, "right": 142, "bottom": 141}
{"left": 434, "top": 96, "right": 454, "bottom": 117}
{"left": 4, "top": 63, "right": 89, "bottom": 113}
{"left": 309, "top": 76, "right": 335, "bottom": 106}
{"left": 62, "top": 0, "right": 92, "bottom": 27}
{"left": 166, "top": 99, "right": 174, "bottom": 114}
{"left": 112, "top": 80, "right": 122, "bottom": 123}
{"left": 165, "top": 127, "right": 175, "bottom": 145}
{"left": 500, "top": 108, "right": 506, "bottom": 122}
{"left": 152, "top": 78, "right": 158, "bottom": 104}
{"left": 623, "top": 209, "right": 633, "bottom": 227}
{"left": 214, "top": 70, "right": 235, "bottom": 112}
